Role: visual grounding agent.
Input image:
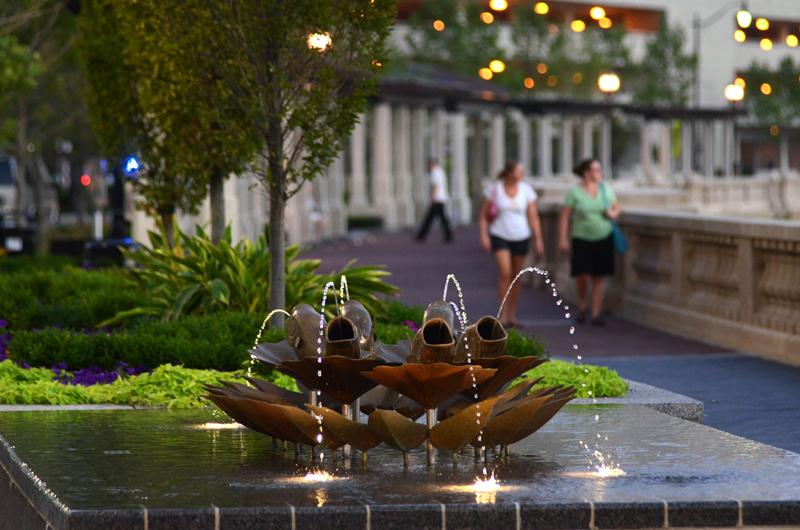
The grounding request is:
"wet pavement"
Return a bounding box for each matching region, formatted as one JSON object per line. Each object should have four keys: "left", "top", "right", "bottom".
{"left": 587, "top": 354, "right": 800, "bottom": 455}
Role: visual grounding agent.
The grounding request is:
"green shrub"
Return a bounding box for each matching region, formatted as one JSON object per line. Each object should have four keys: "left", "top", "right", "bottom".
{"left": 521, "top": 359, "right": 628, "bottom": 398}
{"left": 383, "top": 300, "right": 424, "bottom": 325}
{"left": 0, "top": 267, "right": 145, "bottom": 331}
{"left": 0, "top": 255, "right": 79, "bottom": 274}
{"left": 9, "top": 311, "right": 422, "bottom": 371}
{"left": 109, "top": 224, "right": 399, "bottom": 324}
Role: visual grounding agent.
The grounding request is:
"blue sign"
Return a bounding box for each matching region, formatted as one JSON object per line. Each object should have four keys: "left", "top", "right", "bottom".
{"left": 123, "top": 156, "right": 140, "bottom": 178}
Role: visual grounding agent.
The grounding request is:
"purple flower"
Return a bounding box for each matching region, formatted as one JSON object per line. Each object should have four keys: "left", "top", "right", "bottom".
{"left": 0, "top": 319, "right": 8, "bottom": 328}
{"left": 404, "top": 320, "right": 419, "bottom": 332}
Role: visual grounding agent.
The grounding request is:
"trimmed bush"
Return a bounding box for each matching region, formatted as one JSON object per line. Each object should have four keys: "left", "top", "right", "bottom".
{"left": 0, "top": 267, "right": 145, "bottom": 331}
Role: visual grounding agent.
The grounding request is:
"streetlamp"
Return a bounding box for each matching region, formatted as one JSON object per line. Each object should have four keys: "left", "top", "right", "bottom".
{"left": 597, "top": 73, "right": 620, "bottom": 177}
{"left": 597, "top": 72, "right": 621, "bottom": 95}
{"left": 724, "top": 83, "right": 744, "bottom": 104}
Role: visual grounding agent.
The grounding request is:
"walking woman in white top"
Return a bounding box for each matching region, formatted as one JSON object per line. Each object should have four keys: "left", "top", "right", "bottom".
{"left": 479, "top": 161, "right": 544, "bottom": 328}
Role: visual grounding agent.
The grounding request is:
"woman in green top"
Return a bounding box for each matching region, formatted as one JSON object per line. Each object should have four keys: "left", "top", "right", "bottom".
{"left": 558, "top": 158, "right": 620, "bottom": 326}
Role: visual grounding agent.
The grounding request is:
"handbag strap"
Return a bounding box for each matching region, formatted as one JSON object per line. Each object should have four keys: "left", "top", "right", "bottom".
{"left": 599, "top": 182, "right": 609, "bottom": 209}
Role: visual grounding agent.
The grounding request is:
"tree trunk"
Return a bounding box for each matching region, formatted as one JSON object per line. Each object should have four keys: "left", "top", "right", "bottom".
{"left": 14, "top": 101, "right": 28, "bottom": 226}
{"left": 267, "top": 179, "right": 286, "bottom": 329}
{"left": 30, "top": 157, "right": 51, "bottom": 256}
{"left": 209, "top": 167, "right": 225, "bottom": 244}
{"left": 159, "top": 209, "right": 175, "bottom": 248}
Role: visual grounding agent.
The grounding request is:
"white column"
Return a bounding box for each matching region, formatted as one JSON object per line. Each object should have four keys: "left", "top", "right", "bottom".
{"left": 640, "top": 120, "right": 653, "bottom": 181}
{"left": 560, "top": 116, "right": 574, "bottom": 177}
{"left": 349, "top": 115, "right": 368, "bottom": 210}
{"left": 724, "top": 120, "right": 735, "bottom": 177}
{"left": 410, "top": 107, "right": 428, "bottom": 221}
{"left": 393, "top": 105, "right": 414, "bottom": 227}
{"left": 779, "top": 133, "right": 790, "bottom": 175}
{"left": 448, "top": 111, "right": 472, "bottom": 225}
{"left": 326, "top": 154, "right": 347, "bottom": 237}
{"left": 658, "top": 121, "right": 672, "bottom": 180}
{"left": 600, "top": 114, "right": 612, "bottom": 178}
{"left": 431, "top": 108, "right": 447, "bottom": 165}
{"left": 703, "top": 121, "right": 715, "bottom": 178}
{"left": 681, "top": 120, "right": 693, "bottom": 177}
{"left": 537, "top": 115, "right": 553, "bottom": 178}
{"left": 371, "top": 102, "right": 397, "bottom": 229}
{"left": 512, "top": 111, "right": 531, "bottom": 175}
{"left": 468, "top": 115, "right": 486, "bottom": 200}
{"left": 489, "top": 113, "right": 505, "bottom": 175}
{"left": 580, "top": 117, "right": 594, "bottom": 159}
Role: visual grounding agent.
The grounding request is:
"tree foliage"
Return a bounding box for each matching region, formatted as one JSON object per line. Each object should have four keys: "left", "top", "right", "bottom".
{"left": 192, "top": 0, "right": 395, "bottom": 326}
{"left": 630, "top": 16, "right": 696, "bottom": 106}
{"left": 77, "top": 0, "right": 207, "bottom": 231}
{"left": 742, "top": 56, "right": 800, "bottom": 127}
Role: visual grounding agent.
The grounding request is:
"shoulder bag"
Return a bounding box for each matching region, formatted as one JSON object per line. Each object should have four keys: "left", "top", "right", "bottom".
{"left": 601, "top": 183, "right": 628, "bottom": 255}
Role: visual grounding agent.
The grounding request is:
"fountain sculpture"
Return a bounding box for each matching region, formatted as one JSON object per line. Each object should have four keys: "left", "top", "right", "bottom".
{"left": 206, "top": 298, "right": 575, "bottom": 467}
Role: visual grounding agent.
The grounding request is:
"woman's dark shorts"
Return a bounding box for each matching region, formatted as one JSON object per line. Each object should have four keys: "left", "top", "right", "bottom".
{"left": 571, "top": 235, "right": 614, "bottom": 277}
{"left": 490, "top": 235, "right": 530, "bottom": 257}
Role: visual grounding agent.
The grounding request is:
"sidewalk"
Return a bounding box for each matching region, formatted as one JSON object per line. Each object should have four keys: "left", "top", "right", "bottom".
{"left": 304, "top": 224, "right": 727, "bottom": 359}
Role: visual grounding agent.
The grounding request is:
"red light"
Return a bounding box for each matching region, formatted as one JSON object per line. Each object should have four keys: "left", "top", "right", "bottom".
{"left": 80, "top": 174, "right": 91, "bottom": 187}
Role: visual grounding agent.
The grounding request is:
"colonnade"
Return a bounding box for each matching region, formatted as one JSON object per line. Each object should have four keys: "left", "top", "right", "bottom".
{"left": 131, "top": 102, "right": 743, "bottom": 246}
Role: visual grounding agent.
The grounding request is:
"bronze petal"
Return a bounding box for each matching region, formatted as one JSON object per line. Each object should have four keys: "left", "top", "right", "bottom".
{"left": 430, "top": 397, "right": 499, "bottom": 451}
{"left": 367, "top": 409, "right": 428, "bottom": 452}
{"left": 306, "top": 405, "right": 382, "bottom": 450}
{"left": 281, "top": 356, "right": 384, "bottom": 404}
{"left": 362, "top": 363, "right": 497, "bottom": 409}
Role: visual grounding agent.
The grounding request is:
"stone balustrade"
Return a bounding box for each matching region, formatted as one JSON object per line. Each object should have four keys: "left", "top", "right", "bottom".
{"left": 538, "top": 206, "right": 800, "bottom": 365}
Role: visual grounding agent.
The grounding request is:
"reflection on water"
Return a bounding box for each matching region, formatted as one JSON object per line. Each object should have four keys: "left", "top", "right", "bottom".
{"left": 1, "top": 405, "right": 800, "bottom": 509}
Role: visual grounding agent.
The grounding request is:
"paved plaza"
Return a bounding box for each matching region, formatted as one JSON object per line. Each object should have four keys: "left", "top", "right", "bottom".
{"left": 306, "top": 224, "right": 800, "bottom": 454}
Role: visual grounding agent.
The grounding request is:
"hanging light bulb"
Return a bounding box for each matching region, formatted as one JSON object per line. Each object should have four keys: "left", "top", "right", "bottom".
{"left": 534, "top": 2, "right": 549, "bottom": 15}
{"left": 736, "top": 9, "right": 752, "bottom": 28}
{"left": 589, "top": 6, "right": 606, "bottom": 20}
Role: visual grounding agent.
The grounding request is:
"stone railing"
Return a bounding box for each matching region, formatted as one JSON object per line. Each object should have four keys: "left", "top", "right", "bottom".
{"left": 537, "top": 206, "right": 800, "bottom": 365}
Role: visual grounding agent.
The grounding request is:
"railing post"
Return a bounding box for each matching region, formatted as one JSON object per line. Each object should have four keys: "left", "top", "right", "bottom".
{"left": 671, "top": 232, "right": 684, "bottom": 306}
{"left": 737, "top": 237, "right": 755, "bottom": 323}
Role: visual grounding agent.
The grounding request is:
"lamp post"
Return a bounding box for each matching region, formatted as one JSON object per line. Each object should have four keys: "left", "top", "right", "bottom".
{"left": 598, "top": 73, "right": 620, "bottom": 177}
{"left": 723, "top": 84, "right": 744, "bottom": 176}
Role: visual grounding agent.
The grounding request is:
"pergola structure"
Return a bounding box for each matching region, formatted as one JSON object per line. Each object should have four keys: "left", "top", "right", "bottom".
{"left": 136, "top": 63, "right": 743, "bottom": 245}
{"left": 311, "top": 63, "right": 741, "bottom": 238}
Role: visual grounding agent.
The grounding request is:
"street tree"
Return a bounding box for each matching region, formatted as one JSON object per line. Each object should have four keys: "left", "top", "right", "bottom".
{"left": 77, "top": 0, "right": 207, "bottom": 241}
{"left": 116, "top": 1, "right": 259, "bottom": 244}
{"left": 198, "top": 0, "right": 395, "bottom": 327}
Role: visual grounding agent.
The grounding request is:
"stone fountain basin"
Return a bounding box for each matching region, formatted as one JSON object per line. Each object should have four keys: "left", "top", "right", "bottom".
{"left": 1, "top": 405, "right": 800, "bottom": 529}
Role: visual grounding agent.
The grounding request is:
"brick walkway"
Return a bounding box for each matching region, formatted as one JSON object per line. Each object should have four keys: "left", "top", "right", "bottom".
{"left": 304, "top": 224, "right": 800, "bottom": 454}
{"left": 304, "top": 224, "right": 727, "bottom": 359}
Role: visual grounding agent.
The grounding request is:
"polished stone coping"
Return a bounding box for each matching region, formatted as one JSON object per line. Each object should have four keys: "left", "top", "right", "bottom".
{"left": 572, "top": 379, "right": 704, "bottom": 422}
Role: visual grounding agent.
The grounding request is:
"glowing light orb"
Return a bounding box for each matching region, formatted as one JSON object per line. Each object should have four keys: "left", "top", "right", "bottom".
{"left": 760, "top": 82, "right": 772, "bottom": 95}
{"left": 760, "top": 38, "right": 773, "bottom": 51}
{"left": 489, "top": 0, "right": 508, "bottom": 11}
{"left": 534, "top": 2, "right": 549, "bottom": 15}
{"left": 787, "top": 34, "right": 799, "bottom": 47}
{"left": 432, "top": 19, "right": 445, "bottom": 31}
{"left": 489, "top": 59, "right": 506, "bottom": 73}
{"left": 523, "top": 77, "right": 535, "bottom": 89}
{"left": 736, "top": 9, "right": 752, "bottom": 28}
{"left": 724, "top": 83, "right": 744, "bottom": 103}
{"left": 570, "top": 19, "right": 586, "bottom": 32}
{"left": 478, "top": 67, "right": 493, "bottom": 80}
{"left": 480, "top": 11, "right": 494, "bottom": 24}
{"left": 734, "top": 29, "right": 746, "bottom": 42}
{"left": 307, "top": 32, "right": 332, "bottom": 51}
{"left": 123, "top": 156, "right": 140, "bottom": 177}
{"left": 597, "top": 72, "right": 621, "bottom": 94}
{"left": 755, "top": 17, "right": 769, "bottom": 31}
{"left": 598, "top": 17, "right": 613, "bottom": 29}
{"left": 589, "top": 6, "right": 606, "bottom": 20}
